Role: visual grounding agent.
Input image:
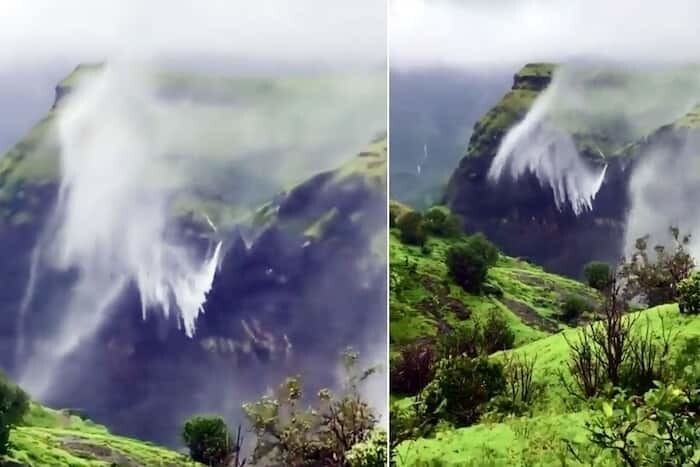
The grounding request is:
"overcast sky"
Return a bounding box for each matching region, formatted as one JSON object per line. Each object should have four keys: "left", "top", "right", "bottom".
{"left": 391, "top": 0, "right": 700, "bottom": 68}
{"left": 0, "top": 0, "right": 386, "bottom": 152}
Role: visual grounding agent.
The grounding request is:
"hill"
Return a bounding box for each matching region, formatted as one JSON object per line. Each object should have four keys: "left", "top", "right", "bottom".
{"left": 3, "top": 402, "right": 197, "bottom": 466}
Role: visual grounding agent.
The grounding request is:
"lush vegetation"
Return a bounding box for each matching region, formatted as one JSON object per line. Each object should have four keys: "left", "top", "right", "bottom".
{"left": 390, "top": 203, "right": 700, "bottom": 466}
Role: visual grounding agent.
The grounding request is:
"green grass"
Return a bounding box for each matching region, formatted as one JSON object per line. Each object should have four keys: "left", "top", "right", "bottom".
{"left": 5, "top": 404, "right": 199, "bottom": 466}
{"left": 394, "top": 305, "right": 700, "bottom": 466}
{"left": 390, "top": 223, "right": 597, "bottom": 352}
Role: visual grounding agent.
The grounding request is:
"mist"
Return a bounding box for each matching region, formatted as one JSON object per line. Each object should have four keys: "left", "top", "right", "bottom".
{"left": 391, "top": 0, "right": 700, "bottom": 69}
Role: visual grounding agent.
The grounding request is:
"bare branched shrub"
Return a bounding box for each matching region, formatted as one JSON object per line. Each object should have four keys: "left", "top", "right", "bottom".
{"left": 390, "top": 342, "right": 436, "bottom": 396}
{"left": 498, "top": 353, "right": 539, "bottom": 413}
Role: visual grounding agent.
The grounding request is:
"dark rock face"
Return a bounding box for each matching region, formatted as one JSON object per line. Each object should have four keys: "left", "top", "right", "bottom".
{"left": 0, "top": 170, "right": 385, "bottom": 446}
{"left": 446, "top": 155, "right": 629, "bottom": 277}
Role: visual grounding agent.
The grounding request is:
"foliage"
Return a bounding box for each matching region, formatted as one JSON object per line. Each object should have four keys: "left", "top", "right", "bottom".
{"left": 0, "top": 373, "right": 29, "bottom": 456}
{"left": 396, "top": 211, "right": 427, "bottom": 246}
{"left": 619, "top": 227, "right": 694, "bottom": 307}
{"left": 560, "top": 294, "right": 590, "bottom": 323}
{"left": 243, "top": 350, "right": 378, "bottom": 466}
{"left": 585, "top": 363, "right": 700, "bottom": 467}
{"left": 481, "top": 311, "right": 515, "bottom": 354}
{"left": 446, "top": 233, "right": 499, "bottom": 293}
{"left": 423, "top": 207, "right": 462, "bottom": 237}
{"left": 390, "top": 342, "right": 436, "bottom": 396}
{"left": 436, "top": 324, "right": 482, "bottom": 359}
{"left": 678, "top": 272, "right": 700, "bottom": 315}
{"left": 345, "top": 428, "right": 387, "bottom": 467}
{"left": 583, "top": 261, "right": 612, "bottom": 291}
{"left": 181, "top": 416, "right": 233, "bottom": 466}
{"left": 419, "top": 356, "right": 505, "bottom": 428}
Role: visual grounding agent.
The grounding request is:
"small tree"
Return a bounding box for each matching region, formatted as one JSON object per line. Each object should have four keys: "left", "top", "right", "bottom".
{"left": 677, "top": 272, "right": 700, "bottom": 315}
{"left": 182, "top": 416, "right": 232, "bottom": 466}
{"left": 583, "top": 261, "right": 612, "bottom": 291}
{"left": 481, "top": 311, "right": 515, "bottom": 354}
{"left": 423, "top": 207, "right": 462, "bottom": 237}
{"left": 560, "top": 294, "right": 590, "bottom": 323}
{"left": 619, "top": 227, "right": 694, "bottom": 307}
{"left": 390, "top": 342, "right": 436, "bottom": 395}
{"left": 437, "top": 324, "right": 482, "bottom": 359}
{"left": 396, "top": 211, "right": 427, "bottom": 246}
{"left": 419, "top": 356, "right": 505, "bottom": 427}
{"left": 446, "top": 233, "right": 499, "bottom": 293}
{"left": 243, "top": 350, "right": 379, "bottom": 466}
{"left": 0, "top": 374, "right": 29, "bottom": 456}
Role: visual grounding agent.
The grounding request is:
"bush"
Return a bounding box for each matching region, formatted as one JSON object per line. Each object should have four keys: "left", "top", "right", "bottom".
{"left": 0, "top": 375, "right": 29, "bottom": 456}
{"left": 437, "top": 324, "right": 482, "bottom": 359}
{"left": 396, "top": 211, "right": 427, "bottom": 246}
{"left": 560, "top": 294, "right": 590, "bottom": 323}
{"left": 446, "top": 233, "right": 499, "bottom": 293}
{"left": 182, "top": 416, "right": 232, "bottom": 466}
{"left": 390, "top": 342, "right": 436, "bottom": 395}
{"left": 677, "top": 272, "right": 700, "bottom": 315}
{"left": 583, "top": 261, "right": 612, "bottom": 291}
{"left": 346, "top": 428, "right": 387, "bottom": 467}
{"left": 419, "top": 356, "right": 505, "bottom": 427}
{"left": 423, "top": 207, "right": 462, "bottom": 237}
{"left": 491, "top": 354, "right": 540, "bottom": 416}
{"left": 481, "top": 311, "right": 515, "bottom": 354}
{"left": 619, "top": 227, "right": 694, "bottom": 307}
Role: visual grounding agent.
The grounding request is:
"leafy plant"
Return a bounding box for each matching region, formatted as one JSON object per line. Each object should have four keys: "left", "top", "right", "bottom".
{"left": 423, "top": 207, "right": 462, "bottom": 237}
{"left": 677, "top": 272, "right": 700, "bottom": 315}
{"left": 481, "top": 311, "right": 515, "bottom": 354}
{"left": 390, "top": 342, "right": 436, "bottom": 395}
{"left": 446, "top": 233, "right": 499, "bottom": 293}
{"left": 583, "top": 261, "right": 612, "bottom": 291}
{"left": 396, "top": 211, "right": 427, "bottom": 246}
{"left": 419, "top": 356, "right": 505, "bottom": 428}
{"left": 619, "top": 227, "right": 694, "bottom": 307}
{"left": 243, "top": 349, "right": 378, "bottom": 466}
{"left": 346, "top": 428, "right": 387, "bottom": 467}
{"left": 182, "top": 416, "right": 233, "bottom": 466}
{"left": 560, "top": 294, "right": 590, "bottom": 323}
{"left": 0, "top": 374, "right": 29, "bottom": 456}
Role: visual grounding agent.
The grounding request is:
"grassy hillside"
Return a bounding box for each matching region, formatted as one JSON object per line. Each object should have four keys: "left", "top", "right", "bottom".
{"left": 3, "top": 403, "right": 197, "bottom": 466}
{"left": 390, "top": 201, "right": 599, "bottom": 355}
{"left": 394, "top": 304, "right": 700, "bottom": 466}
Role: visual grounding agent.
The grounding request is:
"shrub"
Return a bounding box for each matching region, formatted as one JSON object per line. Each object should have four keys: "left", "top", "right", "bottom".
{"left": 390, "top": 342, "right": 436, "bottom": 395}
{"left": 396, "top": 211, "right": 427, "bottom": 246}
{"left": 677, "top": 272, "right": 700, "bottom": 315}
{"left": 491, "top": 354, "right": 540, "bottom": 416}
{"left": 560, "top": 294, "right": 590, "bottom": 323}
{"left": 244, "top": 350, "right": 378, "bottom": 466}
{"left": 437, "top": 324, "right": 482, "bottom": 359}
{"left": 481, "top": 311, "right": 515, "bottom": 354}
{"left": 346, "top": 428, "right": 387, "bottom": 467}
{"left": 619, "top": 227, "right": 694, "bottom": 307}
{"left": 0, "top": 375, "right": 29, "bottom": 456}
{"left": 583, "top": 261, "right": 612, "bottom": 291}
{"left": 446, "top": 233, "right": 499, "bottom": 293}
{"left": 419, "top": 356, "right": 505, "bottom": 427}
{"left": 182, "top": 416, "right": 232, "bottom": 466}
{"left": 423, "top": 207, "right": 462, "bottom": 237}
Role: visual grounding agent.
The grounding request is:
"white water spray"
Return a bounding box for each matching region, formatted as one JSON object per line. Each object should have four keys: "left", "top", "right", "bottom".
{"left": 488, "top": 76, "right": 608, "bottom": 215}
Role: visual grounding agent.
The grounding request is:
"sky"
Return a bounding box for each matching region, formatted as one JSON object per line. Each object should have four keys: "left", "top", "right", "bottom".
{"left": 391, "top": 0, "right": 700, "bottom": 69}
{"left": 0, "top": 0, "right": 386, "bottom": 152}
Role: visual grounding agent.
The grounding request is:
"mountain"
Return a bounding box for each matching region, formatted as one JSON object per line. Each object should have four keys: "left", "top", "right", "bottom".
{"left": 445, "top": 63, "right": 700, "bottom": 276}
{"left": 0, "top": 65, "right": 386, "bottom": 447}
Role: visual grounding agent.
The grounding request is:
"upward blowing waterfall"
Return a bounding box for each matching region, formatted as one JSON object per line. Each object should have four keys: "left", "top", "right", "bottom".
{"left": 488, "top": 75, "right": 607, "bottom": 216}
{"left": 18, "top": 63, "right": 223, "bottom": 397}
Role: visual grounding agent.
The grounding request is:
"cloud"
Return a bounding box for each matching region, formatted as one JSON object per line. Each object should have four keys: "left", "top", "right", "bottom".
{"left": 1, "top": 0, "right": 385, "bottom": 70}
{"left": 391, "top": 0, "right": 700, "bottom": 68}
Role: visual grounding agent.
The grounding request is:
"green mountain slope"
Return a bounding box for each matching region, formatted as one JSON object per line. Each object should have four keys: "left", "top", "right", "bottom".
{"left": 390, "top": 201, "right": 600, "bottom": 355}
{"left": 394, "top": 304, "right": 700, "bottom": 466}
{"left": 4, "top": 403, "right": 197, "bottom": 466}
